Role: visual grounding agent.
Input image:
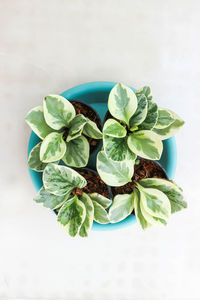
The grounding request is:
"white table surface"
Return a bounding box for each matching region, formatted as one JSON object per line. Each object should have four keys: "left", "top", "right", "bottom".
{"left": 0, "top": 0, "right": 199, "bottom": 299}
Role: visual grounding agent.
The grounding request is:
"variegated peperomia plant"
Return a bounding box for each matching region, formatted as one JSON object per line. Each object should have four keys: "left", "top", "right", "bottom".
{"left": 34, "top": 163, "right": 111, "bottom": 237}
{"left": 25, "top": 95, "right": 102, "bottom": 170}
{"left": 102, "top": 83, "right": 184, "bottom": 162}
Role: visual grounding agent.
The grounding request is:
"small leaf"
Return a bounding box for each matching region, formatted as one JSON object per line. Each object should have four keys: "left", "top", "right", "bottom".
{"left": 28, "top": 142, "right": 48, "bottom": 172}
{"left": 103, "top": 119, "right": 127, "bottom": 138}
{"left": 127, "top": 130, "right": 163, "bottom": 160}
{"left": 79, "top": 193, "right": 94, "bottom": 237}
{"left": 89, "top": 193, "right": 112, "bottom": 209}
{"left": 138, "top": 101, "right": 158, "bottom": 130}
{"left": 140, "top": 199, "right": 167, "bottom": 226}
{"left": 43, "top": 163, "right": 87, "bottom": 196}
{"left": 40, "top": 132, "right": 66, "bottom": 163}
{"left": 34, "top": 186, "right": 69, "bottom": 209}
{"left": 130, "top": 94, "right": 148, "bottom": 126}
{"left": 57, "top": 195, "right": 86, "bottom": 237}
{"left": 133, "top": 189, "right": 152, "bottom": 230}
{"left": 139, "top": 178, "right": 187, "bottom": 213}
{"left": 25, "top": 106, "right": 53, "bottom": 139}
{"left": 67, "top": 114, "right": 87, "bottom": 142}
{"left": 62, "top": 136, "right": 89, "bottom": 167}
{"left": 97, "top": 151, "right": 134, "bottom": 187}
{"left": 153, "top": 111, "right": 184, "bottom": 140}
{"left": 43, "top": 95, "right": 76, "bottom": 130}
{"left": 93, "top": 201, "right": 109, "bottom": 224}
{"left": 103, "top": 135, "right": 136, "bottom": 162}
{"left": 136, "top": 86, "right": 152, "bottom": 101}
{"left": 83, "top": 119, "right": 102, "bottom": 139}
{"left": 109, "top": 193, "right": 134, "bottom": 223}
{"left": 154, "top": 108, "right": 175, "bottom": 129}
{"left": 108, "top": 83, "right": 138, "bottom": 126}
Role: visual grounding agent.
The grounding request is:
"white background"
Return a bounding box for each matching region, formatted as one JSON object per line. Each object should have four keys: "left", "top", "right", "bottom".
{"left": 0, "top": 1, "right": 199, "bottom": 299}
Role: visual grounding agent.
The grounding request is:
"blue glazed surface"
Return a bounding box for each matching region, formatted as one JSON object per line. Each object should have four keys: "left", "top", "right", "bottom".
{"left": 27, "top": 81, "right": 177, "bottom": 231}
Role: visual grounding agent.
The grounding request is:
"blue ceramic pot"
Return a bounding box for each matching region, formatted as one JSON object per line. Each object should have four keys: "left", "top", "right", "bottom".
{"left": 28, "top": 81, "right": 177, "bottom": 231}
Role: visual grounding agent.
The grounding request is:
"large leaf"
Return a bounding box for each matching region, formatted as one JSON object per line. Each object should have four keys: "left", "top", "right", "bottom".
{"left": 138, "top": 101, "right": 158, "bottom": 130}
{"left": 28, "top": 142, "right": 48, "bottom": 172}
{"left": 25, "top": 106, "right": 53, "bottom": 139}
{"left": 93, "top": 201, "right": 109, "bottom": 224}
{"left": 153, "top": 111, "right": 184, "bottom": 140}
{"left": 40, "top": 132, "right": 66, "bottom": 163}
{"left": 139, "top": 178, "right": 187, "bottom": 213}
{"left": 67, "top": 114, "right": 87, "bottom": 142}
{"left": 34, "top": 186, "right": 69, "bottom": 209}
{"left": 43, "top": 163, "right": 87, "bottom": 196}
{"left": 137, "top": 184, "right": 171, "bottom": 222}
{"left": 108, "top": 83, "right": 138, "bottom": 126}
{"left": 109, "top": 193, "right": 134, "bottom": 223}
{"left": 103, "top": 135, "right": 136, "bottom": 162}
{"left": 129, "top": 94, "right": 148, "bottom": 127}
{"left": 57, "top": 195, "right": 86, "bottom": 237}
{"left": 89, "top": 193, "right": 112, "bottom": 209}
{"left": 154, "top": 108, "right": 175, "bottom": 129}
{"left": 83, "top": 119, "right": 102, "bottom": 139}
{"left": 62, "top": 136, "right": 89, "bottom": 167}
{"left": 43, "top": 95, "right": 76, "bottom": 130}
{"left": 103, "top": 119, "right": 127, "bottom": 138}
{"left": 127, "top": 130, "right": 163, "bottom": 160}
{"left": 133, "top": 189, "right": 152, "bottom": 230}
{"left": 136, "top": 86, "right": 152, "bottom": 101}
{"left": 140, "top": 199, "right": 167, "bottom": 226}
{"left": 79, "top": 193, "right": 94, "bottom": 237}
{"left": 97, "top": 151, "right": 134, "bottom": 187}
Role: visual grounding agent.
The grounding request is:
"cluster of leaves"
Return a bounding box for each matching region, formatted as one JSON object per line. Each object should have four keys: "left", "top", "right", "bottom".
{"left": 35, "top": 163, "right": 111, "bottom": 237}
{"left": 26, "top": 95, "right": 102, "bottom": 170}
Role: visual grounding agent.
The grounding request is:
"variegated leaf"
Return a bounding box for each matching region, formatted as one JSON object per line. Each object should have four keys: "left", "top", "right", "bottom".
{"left": 67, "top": 114, "right": 87, "bottom": 142}
{"left": 103, "top": 119, "right": 127, "bottom": 138}
{"left": 139, "top": 178, "right": 187, "bottom": 213}
{"left": 40, "top": 132, "right": 66, "bottom": 163}
{"left": 79, "top": 193, "right": 94, "bottom": 237}
{"left": 130, "top": 94, "right": 148, "bottom": 127}
{"left": 43, "top": 163, "right": 87, "bottom": 196}
{"left": 136, "top": 86, "right": 152, "bottom": 101}
{"left": 25, "top": 106, "right": 53, "bottom": 139}
{"left": 34, "top": 186, "right": 69, "bottom": 209}
{"left": 133, "top": 189, "right": 152, "bottom": 230}
{"left": 138, "top": 101, "right": 158, "bottom": 130}
{"left": 43, "top": 95, "right": 76, "bottom": 130}
{"left": 93, "top": 201, "right": 109, "bottom": 224}
{"left": 28, "top": 142, "right": 48, "bottom": 171}
{"left": 89, "top": 193, "right": 112, "bottom": 209}
{"left": 127, "top": 130, "right": 163, "bottom": 160}
{"left": 154, "top": 108, "right": 175, "bottom": 129}
{"left": 62, "top": 136, "right": 89, "bottom": 167}
{"left": 83, "top": 119, "right": 102, "bottom": 139}
{"left": 140, "top": 199, "right": 167, "bottom": 226}
{"left": 57, "top": 195, "right": 86, "bottom": 237}
{"left": 109, "top": 193, "right": 134, "bottom": 223}
{"left": 97, "top": 151, "right": 134, "bottom": 186}
{"left": 108, "top": 83, "right": 138, "bottom": 126}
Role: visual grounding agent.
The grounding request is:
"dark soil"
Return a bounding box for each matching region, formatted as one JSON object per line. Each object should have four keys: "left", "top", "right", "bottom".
{"left": 71, "top": 100, "right": 102, "bottom": 153}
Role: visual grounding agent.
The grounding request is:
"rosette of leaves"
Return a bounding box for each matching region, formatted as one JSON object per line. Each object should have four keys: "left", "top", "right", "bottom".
{"left": 34, "top": 163, "right": 111, "bottom": 237}
{"left": 25, "top": 95, "right": 102, "bottom": 170}
{"left": 108, "top": 178, "right": 187, "bottom": 230}
{"left": 102, "top": 83, "right": 184, "bottom": 162}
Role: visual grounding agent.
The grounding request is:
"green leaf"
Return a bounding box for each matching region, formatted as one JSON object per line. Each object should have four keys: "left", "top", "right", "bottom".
{"left": 154, "top": 108, "right": 175, "bottom": 129}
{"left": 28, "top": 142, "right": 48, "bottom": 172}
{"left": 109, "top": 193, "right": 134, "bottom": 223}
{"left": 62, "top": 136, "right": 89, "bottom": 167}
{"left": 136, "top": 86, "right": 152, "bottom": 101}
{"left": 89, "top": 193, "right": 112, "bottom": 209}
{"left": 153, "top": 111, "right": 184, "bottom": 140}
{"left": 138, "top": 101, "right": 158, "bottom": 130}
{"left": 129, "top": 94, "right": 148, "bottom": 126}
{"left": 93, "top": 201, "right": 109, "bottom": 224}
{"left": 83, "top": 119, "right": 102, "bottom": 139}
{"left": 139, "top": 178, "right": 187, "bottom": 213}
{"left": 137, "top": 183, "right": 171, "bottom": 222}
{"left": 133, "top": 189, "right": 152, "bottom": 230}
{"left": 97, "top": 151, "right": 134, "bottom": 187}
{"left": 57, "top": 195, "right": 86, "bottom": 237}
{"left": 34, "top": 186, "right": 69, "bottom": 209}
{"left": 25, "top": 106, "right": 53, "bottom": 139}
{"left": 140, "top": 199, "right": 167, "bottom": 226}
{"left": 103, "top": 119, "right": 127, "bottom": 138}
{"left": 79, "top": 193, "right": 94, "bottom": 237}
{"left": 103, "top": 135, "right": 136, "bottom": 162}
{"left": 43, "top": 95, "right": 76, "bottom": 130}
{"left": 43, "top": 163, "right": 87, "bottom": 196}
{"left": 67, "top": 114, "right": 87, "bottom": 142}
{"left": 40, "top": 132, "right": 66, "bottom": 163}
{"left": 108, "top": 83, "right": 138, "bottom": 126}
{"left": 127, "top": 130, "right": 163, "bottom": 160}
